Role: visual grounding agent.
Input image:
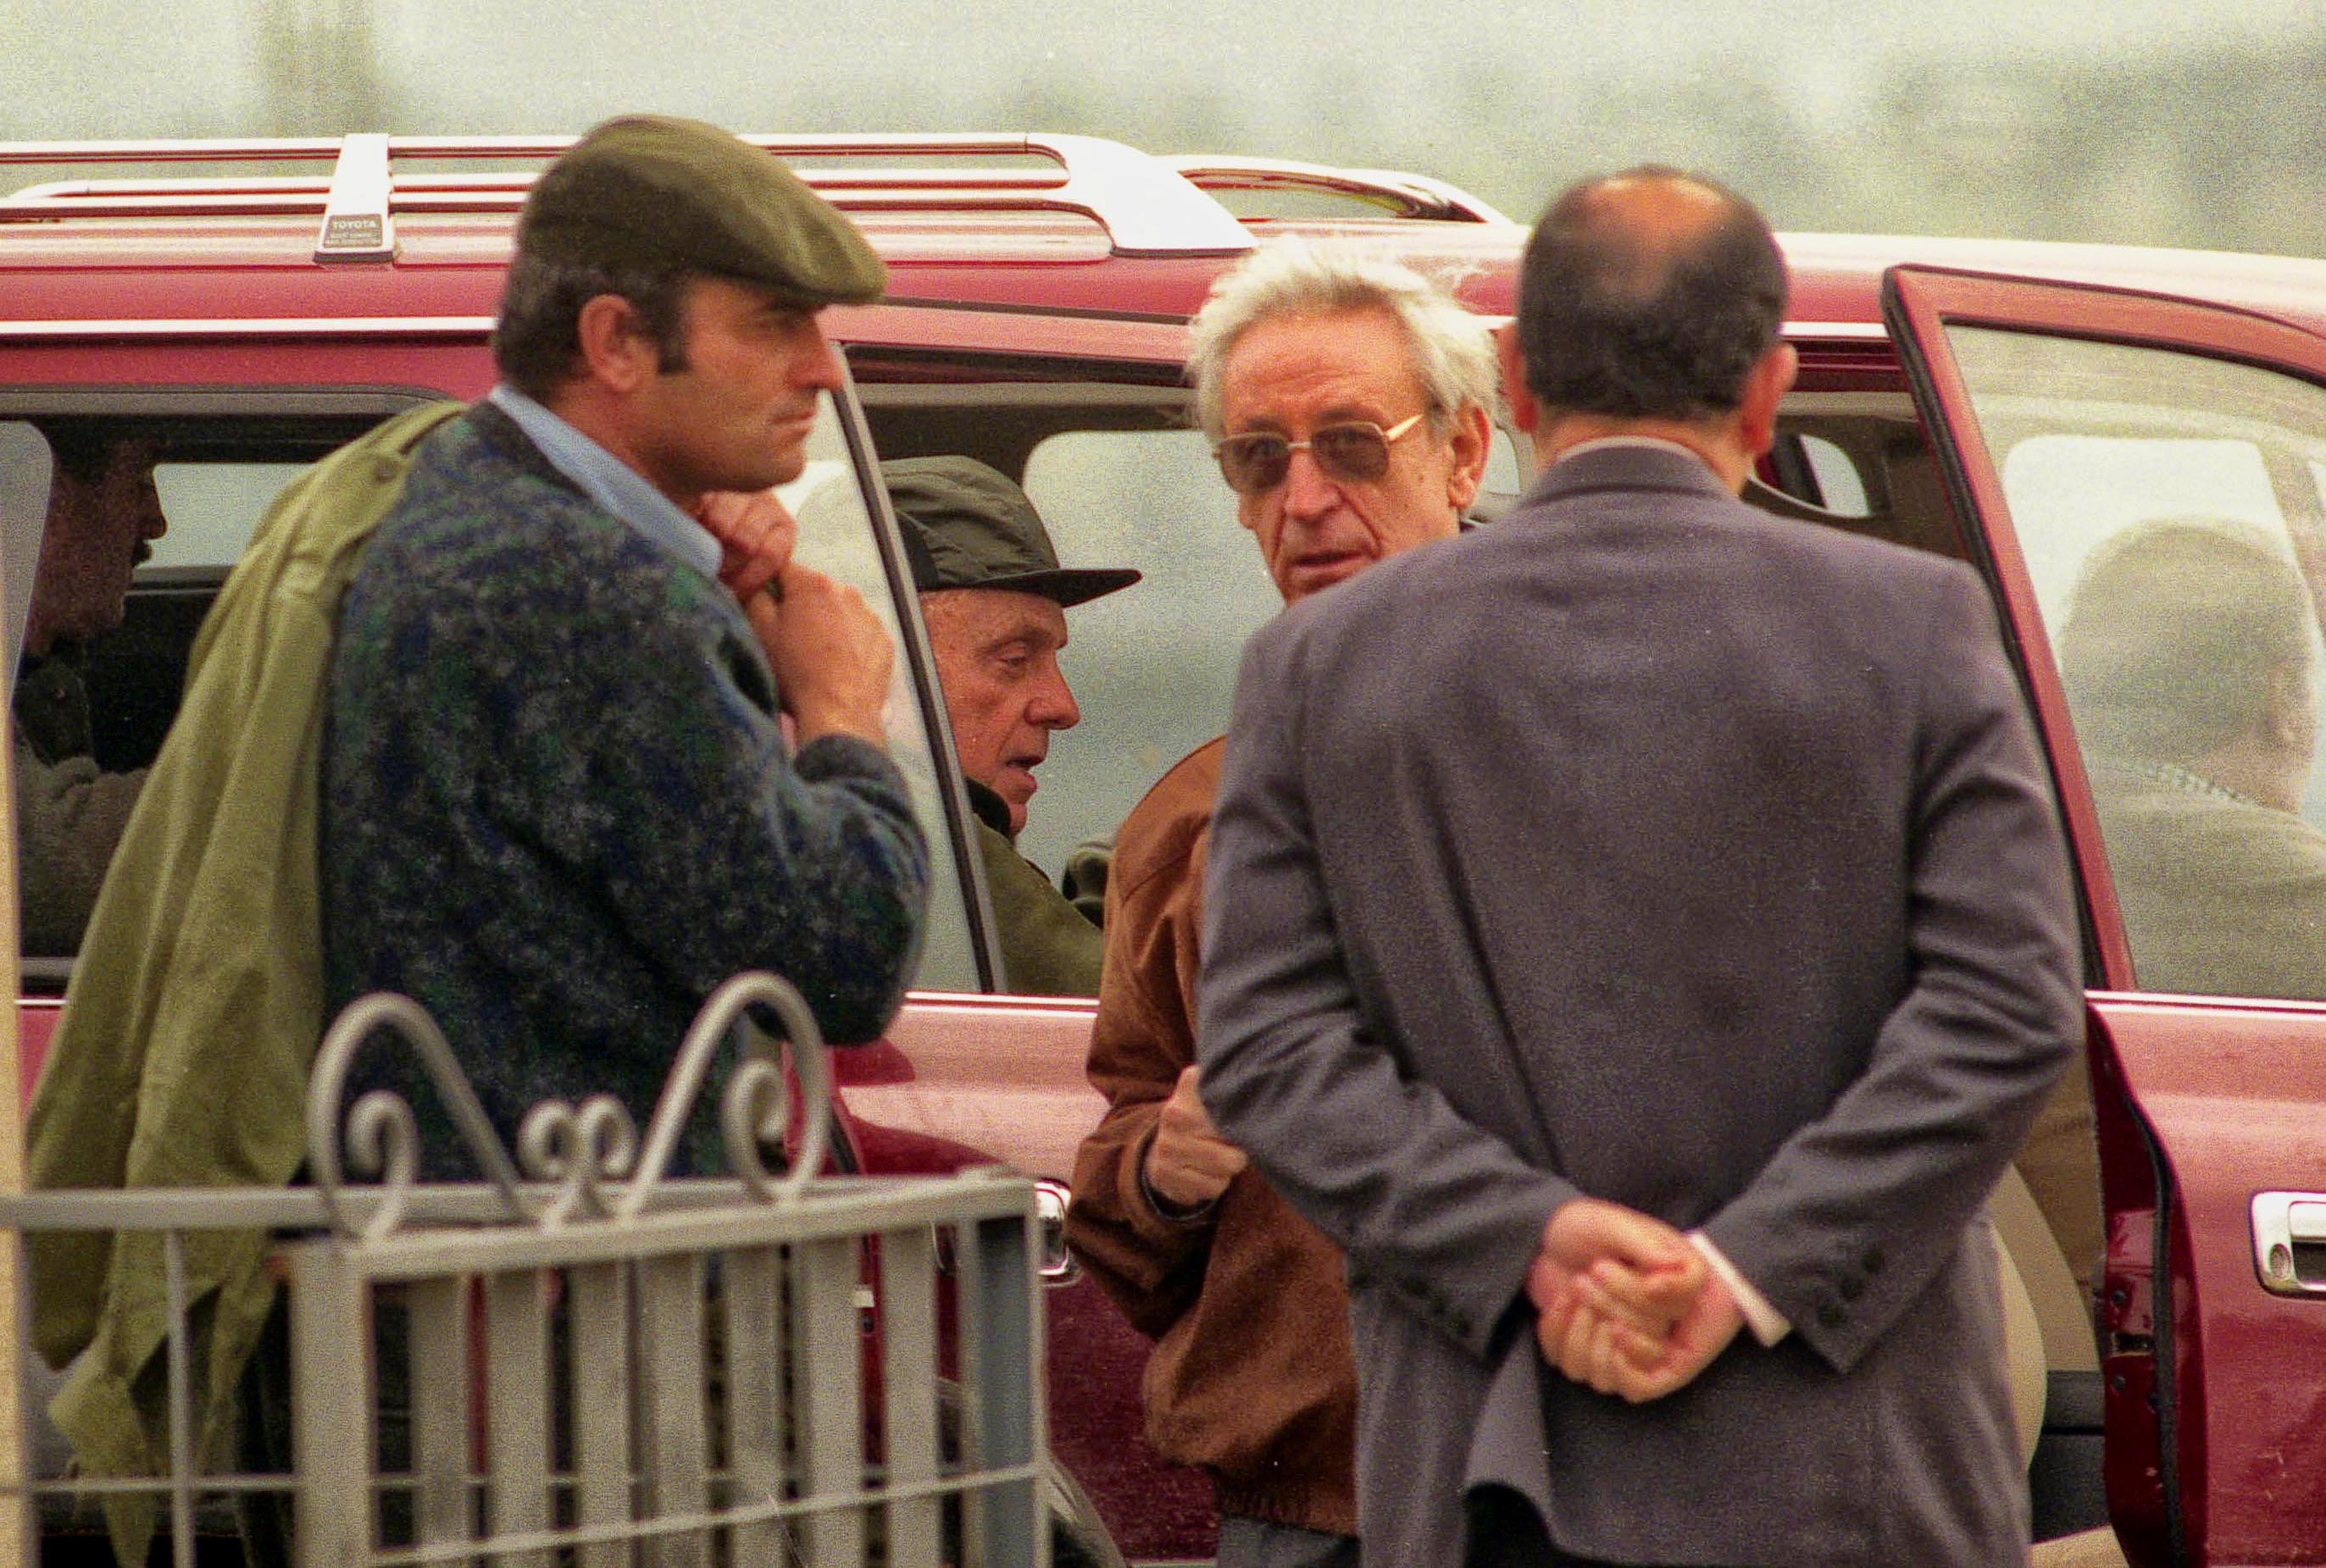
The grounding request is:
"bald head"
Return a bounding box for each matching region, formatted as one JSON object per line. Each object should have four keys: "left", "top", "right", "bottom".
{"left": 1513, "top": 167, "right": 1787, "bottom": 423}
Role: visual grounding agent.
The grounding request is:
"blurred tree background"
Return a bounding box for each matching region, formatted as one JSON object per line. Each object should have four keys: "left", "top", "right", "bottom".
{"left": 2, "top": 0, "right": 2321, "bottom": 256}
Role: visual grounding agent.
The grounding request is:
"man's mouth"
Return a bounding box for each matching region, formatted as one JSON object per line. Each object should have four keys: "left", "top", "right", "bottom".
{"left": 1291, "top": 550, "right": 1367, "bottom": 585}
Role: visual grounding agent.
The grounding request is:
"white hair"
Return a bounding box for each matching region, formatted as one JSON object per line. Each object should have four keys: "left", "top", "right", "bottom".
{"left": 1185, "top": 235, "right": 1501, "bottom": 442}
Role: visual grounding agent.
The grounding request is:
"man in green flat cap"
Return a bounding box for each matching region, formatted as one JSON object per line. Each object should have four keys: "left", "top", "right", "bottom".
{"left": 21, "top": 115, "right": 933, "bottom": 1567}
{"left": 885, "top": 455, "right": 1139, "bottom": 995}
{"left": 323, "top": 114, "right": 930, "bottom": 1166}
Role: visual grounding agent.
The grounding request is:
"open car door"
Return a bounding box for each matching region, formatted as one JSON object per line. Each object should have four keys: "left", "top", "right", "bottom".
{"left": 1885, "top": 266, "right": 2326, "bottom": 1566}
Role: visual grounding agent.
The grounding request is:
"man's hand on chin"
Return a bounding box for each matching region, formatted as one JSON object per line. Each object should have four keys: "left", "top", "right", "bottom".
{"left": 697, "top": 488, "right": 797, "bottom": 602}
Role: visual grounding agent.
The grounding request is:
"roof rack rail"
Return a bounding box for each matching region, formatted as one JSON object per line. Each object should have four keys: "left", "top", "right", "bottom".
{"left": 1158, "top": 155, "right": 1516, "bottom": 225}
{"left": 0, "top": 133, "right": 1257, "bottom": 263}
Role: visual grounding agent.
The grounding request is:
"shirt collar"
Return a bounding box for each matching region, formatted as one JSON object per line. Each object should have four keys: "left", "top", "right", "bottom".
{"left": 1552, "top": 435, "right": 1708, "bottom": 468}
{"left": 486, "top": 385, "right": 722, "bottom": 581}
{"left": 964, "top": 778, "right": 1015, "bottom": 840}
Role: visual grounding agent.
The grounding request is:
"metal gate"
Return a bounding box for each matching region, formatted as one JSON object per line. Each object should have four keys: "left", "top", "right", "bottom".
{"left": 4, "top": 972, "right": 1047, "bottom": 1566}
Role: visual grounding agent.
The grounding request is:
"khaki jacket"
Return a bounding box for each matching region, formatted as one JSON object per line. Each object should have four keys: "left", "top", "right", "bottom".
{"left": 25, "top": 402, "right": 464, "bottom": 1563}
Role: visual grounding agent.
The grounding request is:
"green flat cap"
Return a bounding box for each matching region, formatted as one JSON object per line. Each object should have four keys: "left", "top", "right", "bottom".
{"left": 519, "top": 114, "right": 885, "bottom": 306}
{"left": 885, "top": 457, "right": 1141, "bottom": 608}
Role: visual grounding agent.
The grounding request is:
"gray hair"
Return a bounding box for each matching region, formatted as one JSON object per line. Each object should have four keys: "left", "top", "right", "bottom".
{"left": 2057, "top": 517, "right": 2316, "bottom": 763}
{"left": 1185, "top": 237, "right": 1500, "bottom": 442}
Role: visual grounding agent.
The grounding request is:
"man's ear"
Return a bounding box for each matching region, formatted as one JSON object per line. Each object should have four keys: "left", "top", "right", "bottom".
{"left": 1446, "top": 399, "right": 1494, "bottom": 514}
{"left": 2268, "top": 662, "right": 2315, "bottom": 745}
{"left": 572, "top": 293, "right": 661, "bottom": 395}
{"left": 1496, "top": 323, "right": 1538, "bottom": 435}
{"left": 1736, "top": 341, "right": 1798, "bottom": 458}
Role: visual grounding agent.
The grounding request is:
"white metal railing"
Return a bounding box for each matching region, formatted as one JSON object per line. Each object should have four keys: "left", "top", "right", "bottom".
{"left": 3, "top": 972, "right": 1047, "bottom": 1566}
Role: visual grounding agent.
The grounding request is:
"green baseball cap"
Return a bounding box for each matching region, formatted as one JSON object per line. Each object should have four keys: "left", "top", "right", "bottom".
{"left": 517, "top": 114, "right": 885, "bottom": 307}
{"left": 884, "top": 457, "right": 1141, "bottom": 607}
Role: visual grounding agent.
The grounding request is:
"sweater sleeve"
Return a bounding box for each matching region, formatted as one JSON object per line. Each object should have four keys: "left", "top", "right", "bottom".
{"left": 1064, "top": 780, "right": 1216, "bottom": 1340}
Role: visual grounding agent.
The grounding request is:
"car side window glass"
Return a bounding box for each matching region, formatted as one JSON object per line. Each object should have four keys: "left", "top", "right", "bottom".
{"left": 1946, "top": 325, "right": 2326, "bottom": 1001}
{"left": 148, "top": 462, "right": 308, "bottom": 569}
{"left": 7, "top": 400, "right": 979, "bottom": 1000}
{"left": 785, "top": 395, "right": 977, "bottom": 994}
{"left": 1016, "top": 426, "right": 1278, "bottom": 875}
{"left": 1, "top": 422, "right": 53, "bottom": 681}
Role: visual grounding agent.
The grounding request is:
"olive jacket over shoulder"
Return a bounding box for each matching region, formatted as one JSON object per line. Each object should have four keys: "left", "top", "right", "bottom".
{"left": 1065, "top": 738, "right": 1357, "bottom": 1537}
{"left": 24, "top": 402, "right": 467, "bottom": 1564}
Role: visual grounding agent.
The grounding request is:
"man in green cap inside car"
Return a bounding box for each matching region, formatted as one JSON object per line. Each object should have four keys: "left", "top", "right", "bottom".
{"left": 885, "top": 456, "right": 1140, "bottom": 995}
{"left": 324, "top": 114, "right": 932, "bottom": 1166}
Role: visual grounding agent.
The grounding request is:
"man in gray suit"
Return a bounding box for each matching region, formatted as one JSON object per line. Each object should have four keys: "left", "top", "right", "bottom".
{"left": 1196, "top": 168, "right": 2083, "bottom": 1566}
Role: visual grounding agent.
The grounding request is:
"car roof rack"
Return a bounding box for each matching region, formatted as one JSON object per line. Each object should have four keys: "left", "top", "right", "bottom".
{"left": 0, "top": 133, "right": 1264, "bottom": 264}
{"left": 1158, "top": 155, "right": 1516, "bottom": 225}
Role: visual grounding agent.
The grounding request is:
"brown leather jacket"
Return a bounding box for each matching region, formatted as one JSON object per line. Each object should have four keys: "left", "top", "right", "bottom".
{"left": 1064, "top": 738, "right": 1357, "bottom": 1536}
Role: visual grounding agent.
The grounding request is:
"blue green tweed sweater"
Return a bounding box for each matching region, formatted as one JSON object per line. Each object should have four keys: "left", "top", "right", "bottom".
{"left": 322, "top": 405, "right": 928, "bottom": 1172}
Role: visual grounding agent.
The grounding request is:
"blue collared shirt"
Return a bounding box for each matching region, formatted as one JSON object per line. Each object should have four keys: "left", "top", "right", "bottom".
{"left": 486, "top": 384, "right": 722, "bottom": 582}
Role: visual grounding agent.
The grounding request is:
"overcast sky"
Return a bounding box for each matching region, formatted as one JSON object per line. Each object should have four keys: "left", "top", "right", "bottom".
{"left": 3, "top": 0, "right": 2320, "bottom": 247}
{"left": 8, "top": 0, "right": 2322, "bottom": 140}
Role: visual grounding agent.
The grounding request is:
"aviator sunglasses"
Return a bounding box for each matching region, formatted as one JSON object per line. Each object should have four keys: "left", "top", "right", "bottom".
{"left": 1213, "top": 413, "right": 1424, "bottom": 495}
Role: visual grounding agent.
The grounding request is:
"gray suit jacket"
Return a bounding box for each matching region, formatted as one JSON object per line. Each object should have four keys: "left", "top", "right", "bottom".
{"left": 1196, "top": 444, "right": 2082, "bottom": 1566}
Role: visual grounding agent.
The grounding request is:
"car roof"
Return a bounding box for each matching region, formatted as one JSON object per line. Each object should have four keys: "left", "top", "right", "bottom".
{"left": 7, "top": 133, "right": 2326, "bottom": 345}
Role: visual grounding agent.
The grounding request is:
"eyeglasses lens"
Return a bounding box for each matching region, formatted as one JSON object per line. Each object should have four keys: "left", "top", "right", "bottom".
{"left": 1217, "top": 424, "right": 1394, "bottom": 494}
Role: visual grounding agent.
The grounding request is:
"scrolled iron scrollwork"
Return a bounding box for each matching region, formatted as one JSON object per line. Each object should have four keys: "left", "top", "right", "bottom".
{"left": 307, "top": 991, "right": 531, "bottom": 1241}
{"left": 518, "top": 1094, "right": 639, "bottom": 1227}
{"left": 622, "top": 970, "right": 832, "bottom": 1220}
{"left": 305, "top": 972, "right": 836, "bottom": 1240}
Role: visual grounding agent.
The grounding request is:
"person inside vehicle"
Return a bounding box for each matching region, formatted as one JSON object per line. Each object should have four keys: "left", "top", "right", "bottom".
{"left": 1066, "top": 236, "right": 1495, "bottom": 1568}
{"left": 14, "top": 424, "right": 168, "bottom": 956}
{"left": 884, "top": 454, "right": 1140, "bottom": 996}
{"left": 2057, "top": 516, "right": 2326, "bottom": 999}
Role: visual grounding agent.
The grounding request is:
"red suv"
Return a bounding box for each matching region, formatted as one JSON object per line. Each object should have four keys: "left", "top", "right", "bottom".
{"left": 9, "top": 133, "right": 2326, "bottom": 1566}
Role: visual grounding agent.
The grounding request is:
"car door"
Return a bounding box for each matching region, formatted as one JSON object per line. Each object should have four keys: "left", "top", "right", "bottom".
{"left": 1885, "top": 265, "right": 2326, "bottom": 1566}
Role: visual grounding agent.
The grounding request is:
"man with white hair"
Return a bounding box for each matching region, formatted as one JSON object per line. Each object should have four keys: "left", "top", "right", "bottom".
{"left": 1066, "top": 237, "right": 1496, "bottom": 1568}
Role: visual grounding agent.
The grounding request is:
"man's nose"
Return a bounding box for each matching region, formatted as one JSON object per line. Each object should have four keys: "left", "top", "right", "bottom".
{"left": 791, "top": 319, "right": 845, "bottom": 392}
{"left": 1280, "top": 446, "right": 1340, "bottom": 518}
{"left": 1030, "top": 666, "right": 1080, "bottom": 730}
{"left": 136, "top": 477, "right": 168, "bottom": 539}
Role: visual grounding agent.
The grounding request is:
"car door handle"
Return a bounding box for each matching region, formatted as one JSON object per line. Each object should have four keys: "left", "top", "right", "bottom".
{"left": 2252, "top": 1192, "right": 2326, "bottom": 1296}
{"left": 1035, "top": 1177, "right": 1080, "bottom": 1287}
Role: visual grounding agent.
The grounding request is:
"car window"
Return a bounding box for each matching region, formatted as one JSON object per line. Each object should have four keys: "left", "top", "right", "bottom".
{"left": 1020, "top": 413, "right": 1524, "bottom": 867}
{"left": 8, "top": 412, "right": 393, "bottom": 977}
{"left": 148, "top": 462, "right": 308, "bottom": 569}
{"left": 1015, "top": 425, "right": 1279, "bottom": 873}
{"left": 861, "top": 371, "right": 1530, "bottom": 885}
{"left": 8, "top": 397, "right": 980, "bottom": 998}
{"left": 782, "top": 405, "right": 979, "bottom": 994}
{"left": 1944, "top": 325, "right": 2326, "bottom": 1002}
{"left": 0, "top": 423, "right": 53, "bottom": 678}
